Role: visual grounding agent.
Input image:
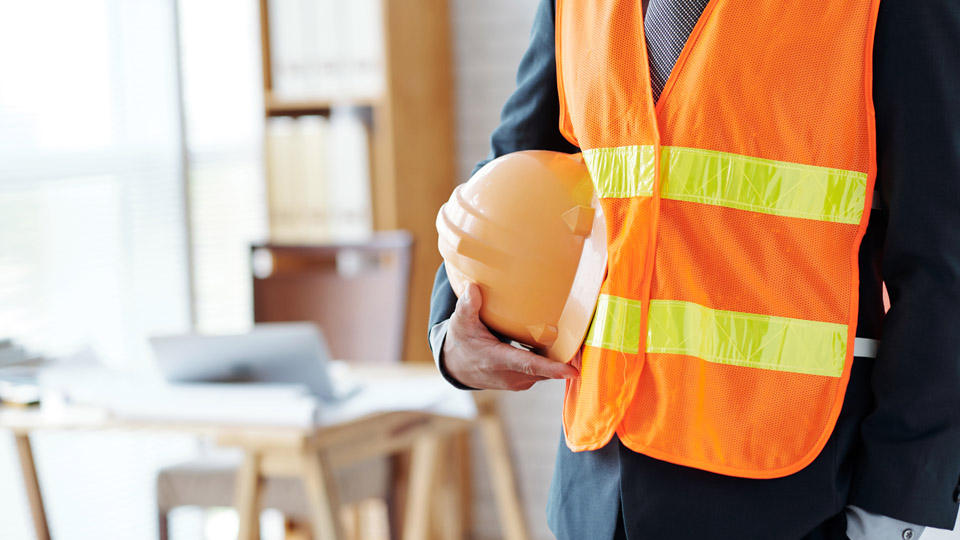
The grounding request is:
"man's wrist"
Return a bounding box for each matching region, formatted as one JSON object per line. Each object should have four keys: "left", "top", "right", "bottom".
{"left": 429, "top": 320, "right": 478, "bottom": 390}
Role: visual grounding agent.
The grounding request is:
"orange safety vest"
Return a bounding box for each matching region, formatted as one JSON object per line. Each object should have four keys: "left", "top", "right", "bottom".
{"left": 557, "top": 0, "right": 881, "bottom": 478}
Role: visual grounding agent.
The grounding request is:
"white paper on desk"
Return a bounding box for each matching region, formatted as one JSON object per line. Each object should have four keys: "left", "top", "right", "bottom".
{"left": 38, "top": 365, "right": 476, "bottom": 427}
{"left": 106, "top": 388, "right": 319, "bottom": 426}
{"left": 317, "top": 375, "right": 477, "bottom": 426}
{"left": 39, "top": 366, "right": 320, "bottom": 426}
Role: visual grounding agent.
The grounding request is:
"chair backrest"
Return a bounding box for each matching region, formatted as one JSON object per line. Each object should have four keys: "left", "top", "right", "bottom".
{"left": 250, "top": 231, "right": 413, "bottom": 364}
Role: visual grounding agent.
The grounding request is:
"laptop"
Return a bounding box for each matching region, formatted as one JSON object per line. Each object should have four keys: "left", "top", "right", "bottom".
{"left": 149, "top": 322, "right": 344, "bottom": 401}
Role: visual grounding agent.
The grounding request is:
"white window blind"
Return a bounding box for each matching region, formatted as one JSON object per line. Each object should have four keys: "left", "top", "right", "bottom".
{"left": 0, "top": 0, "right": 191, "bottom": 368}
{"left": 0, "top": 0, "right": 268, "bottom": 538}
{"left": 0, "top": 3, "right": 198, "bottom": 538}
{"left": 177, "top": 0, "right": 269, "bottom": 334}
{"left": 0, "top": 0, "right": 269, "bottom": 355}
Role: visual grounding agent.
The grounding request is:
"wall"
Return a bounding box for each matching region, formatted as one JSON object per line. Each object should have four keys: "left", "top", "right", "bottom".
{"left": 452, "top": 0, "right": 542, "bottom": 181}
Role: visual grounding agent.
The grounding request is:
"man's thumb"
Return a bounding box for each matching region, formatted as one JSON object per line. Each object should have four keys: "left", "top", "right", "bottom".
{"left": 457, "top": 282, "right": 483, "bottom": 319}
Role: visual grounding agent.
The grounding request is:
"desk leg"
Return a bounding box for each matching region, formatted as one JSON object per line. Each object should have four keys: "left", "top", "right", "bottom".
{"left": 479, "top": 409, "right": 530, "bottom": 540}
{"left": 403, "top": 434, "right": 442, "bottom": 540}
{"left": 454, "top": 432, "right": 472, "bottom": 539}
{"left": 14, "top": 432, "right": 50, "bottom": 540}
{"left": 235, "top": 450, "right": 263, "bottom": 540}
{"left": 430, "top": 434, "right": 463, "bottom": 540}
{"left": 300, "top": 450, "right": 344, "bottom": 540}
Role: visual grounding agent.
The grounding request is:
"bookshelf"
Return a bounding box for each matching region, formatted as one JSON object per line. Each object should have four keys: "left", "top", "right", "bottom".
{"left": 257, "top": 0, "right": 455, "bottom": 364}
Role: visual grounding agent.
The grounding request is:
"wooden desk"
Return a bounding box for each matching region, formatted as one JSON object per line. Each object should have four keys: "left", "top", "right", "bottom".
{"left": 1, "top": 369, "right": 529, "bottom": 540}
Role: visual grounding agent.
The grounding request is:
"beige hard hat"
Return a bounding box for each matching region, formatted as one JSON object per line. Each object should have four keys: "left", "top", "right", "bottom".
{"left": 436, "top": 150, "right": 607, "bottom": 363}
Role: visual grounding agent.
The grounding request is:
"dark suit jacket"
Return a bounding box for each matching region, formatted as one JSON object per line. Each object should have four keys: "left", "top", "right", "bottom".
{"left": 430, "top": 1, "right": 960, "bottom": 537}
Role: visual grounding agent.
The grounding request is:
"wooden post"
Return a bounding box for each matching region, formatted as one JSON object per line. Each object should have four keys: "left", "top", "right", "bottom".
{"left": 300, "top": 450, "right": 345, "bottom": 540}
{"left": 430, "top": 434, "right": 466, "bottom": 540}
{"left": 14, "top": 433, "right": 50, "bottom": 540}
{"left": 235, "top": 449, "right": 264, "bottom": 540}
{"left": 453, "top": 431, "right": 472, "bottom": 537}
{"left": 402, "top": 435, "right": 443, "bottom": 540}
{"left": 376, "top": 0, "right": 457, "bottom": 365}
{"left": 257, "top": 0, "right": 273, "bottom": 95}
{"left": 478, "top": 405, "right": 530, "bottom": 540}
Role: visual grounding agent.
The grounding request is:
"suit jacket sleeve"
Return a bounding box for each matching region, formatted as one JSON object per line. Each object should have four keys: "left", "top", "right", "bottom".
{"left": 427, "top": 0, "right": 578, "bottom": 377}
{"left": 849, "top": 0, "right": 960, "bottom": 529}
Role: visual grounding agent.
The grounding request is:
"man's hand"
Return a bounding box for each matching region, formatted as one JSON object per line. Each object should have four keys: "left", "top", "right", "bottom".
{"left": 442, "top": 283, "right": 579, "bottom": 390}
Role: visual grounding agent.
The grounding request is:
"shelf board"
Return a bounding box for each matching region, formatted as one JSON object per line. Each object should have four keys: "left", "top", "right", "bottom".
{"left": 265, "top": 93, "right": 380, "bottom": 117}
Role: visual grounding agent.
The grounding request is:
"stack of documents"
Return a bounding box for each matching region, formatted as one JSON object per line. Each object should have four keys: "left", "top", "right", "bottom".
{"left": 37, "top": 364, "right": 476, "bottom": 427}
{"left": 317, "top": 373, "right": 477, "bottom": 425}
{"left": 40, "top": 366, "right": 319, "bottom": 426}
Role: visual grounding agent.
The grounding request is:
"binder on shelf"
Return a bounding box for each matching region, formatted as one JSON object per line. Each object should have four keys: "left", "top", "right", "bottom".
{"left": 265, "top": 113, "right": 372, "bottom": 243}
{"left": 267, "top": 0, "right": 384, "bottom": 103}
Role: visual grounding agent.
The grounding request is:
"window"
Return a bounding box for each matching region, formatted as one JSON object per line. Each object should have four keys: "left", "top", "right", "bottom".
{"left": 0, "top": 0, "right": 191, "bottom": 367}
{"left": 178, "top": 0, "right": 268, "bottom": 334}
{"left": 0, "top": 1, "right": 267, "bottom": 537}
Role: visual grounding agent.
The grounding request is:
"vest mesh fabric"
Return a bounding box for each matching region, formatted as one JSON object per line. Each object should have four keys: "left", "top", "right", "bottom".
{"left": 556, "top": 0, "right": 880, "bottom": 477}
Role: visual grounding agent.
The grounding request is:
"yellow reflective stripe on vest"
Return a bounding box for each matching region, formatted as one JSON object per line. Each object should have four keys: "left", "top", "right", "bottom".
{"left": 583, "top": 145, "right": 867, "bottom": 224}
{"left": 582, "top": 145, "right": 657, "bottom": 198}
{"left": 584, "top": 294, "right": 644, "bottom": 354}
{"left": 647, "top": 300, "right": 847, "bottom": 377}
{"left": 585, "top": 295, "right": 847, "bottom": 377}
{"left": 660, "top": 146, "right": 867, "bottom": 224}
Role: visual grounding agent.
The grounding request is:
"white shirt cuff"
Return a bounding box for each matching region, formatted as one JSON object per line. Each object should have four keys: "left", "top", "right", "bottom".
{"left": 845, "top": 505, "right": 925, "bottom": 540}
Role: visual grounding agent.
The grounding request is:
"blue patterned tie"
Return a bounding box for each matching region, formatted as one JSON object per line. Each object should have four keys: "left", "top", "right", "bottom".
{"left": 644, "top": 0, "right": 710, "bottom": 101}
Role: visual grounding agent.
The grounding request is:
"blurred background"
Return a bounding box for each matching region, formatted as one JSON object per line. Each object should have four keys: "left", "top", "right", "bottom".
{"left": 0, "top": 0, "right": 565, "bottom": 538}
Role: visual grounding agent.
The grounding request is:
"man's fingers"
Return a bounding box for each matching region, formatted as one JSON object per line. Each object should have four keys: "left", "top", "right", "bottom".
{"left": 500, "top": 374, "right": 548, "bottom": 392}
{"left": 447, "top": 281, "right": 578, "bottom": 389}
{"left": 501, "top": 345, "right": 579, "bottom": 380}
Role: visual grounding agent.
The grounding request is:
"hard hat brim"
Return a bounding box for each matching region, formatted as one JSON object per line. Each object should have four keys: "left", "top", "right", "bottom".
{"left": 545, "top": 195, "right": 607, "bottom": 363}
